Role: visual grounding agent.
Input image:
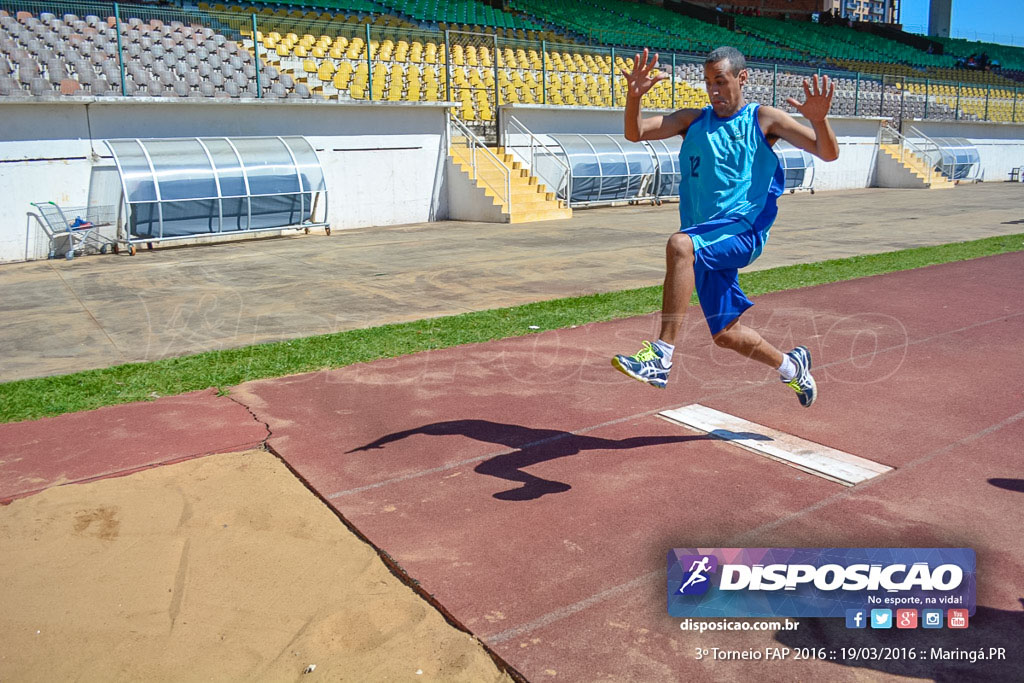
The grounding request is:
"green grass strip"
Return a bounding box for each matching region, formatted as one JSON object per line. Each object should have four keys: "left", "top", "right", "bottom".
{"left": 2, "top": 233, "right": 1022, "bottom": 424}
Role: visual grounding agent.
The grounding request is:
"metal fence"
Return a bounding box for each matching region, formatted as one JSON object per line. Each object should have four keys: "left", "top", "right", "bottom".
{"left": 2, "top": 0, "right": 1022, "bottom": 127}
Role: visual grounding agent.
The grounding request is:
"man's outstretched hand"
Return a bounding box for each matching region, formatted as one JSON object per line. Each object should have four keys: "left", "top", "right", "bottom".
{"left": 621, "top": 47, "right": 669, "bottom": 100}
{"left": 786, "top": 74, "right": 835, "bottom": 123}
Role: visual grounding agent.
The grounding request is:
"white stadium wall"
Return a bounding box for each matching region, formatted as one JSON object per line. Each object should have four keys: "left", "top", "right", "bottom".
{"left": 906, "top": 119, "right": 1024, "bottom": 183}
{"left": 0, "top": 98, "right": 453, "bottom": 263}
{"left": 499, "top": 104, "right": 629, "bottom": 136}
{"left": 3, "top": 97, "right": 1023, "bottom": 264}
{"left": 812, "top": 116, "right": 887, "bottom": 191}
{"left": 500, "top": 104, "right": 887, "bottom": 193}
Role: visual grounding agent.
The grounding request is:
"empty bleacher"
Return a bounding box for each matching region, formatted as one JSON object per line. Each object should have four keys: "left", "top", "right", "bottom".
{"left": 375, "top": 0, "right": 545, "bottom": 34}
{"left": 0, "top": 8, "right": 296, "bottom": 98}
{"left": 1, "top": 0, "right": 1021, "bottom": 124}
{"left": 510, "top": 0, "right": 797, "bottom": 62}
{"left": 734, "top": 14, "right": 955, "bottom": 70}
{"left": 933, "top": 35, "right": 1024, "bottom": 73}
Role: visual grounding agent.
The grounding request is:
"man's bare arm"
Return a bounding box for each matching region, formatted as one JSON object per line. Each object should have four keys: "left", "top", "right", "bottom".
{"left": 623, "top": 48, "right": 701, "bottom": 142}
{"left": 761, "top": 75, "right": 839, "bottom": 162}
{"left": 626, "top": 105, "right": 702, "bottom": 142}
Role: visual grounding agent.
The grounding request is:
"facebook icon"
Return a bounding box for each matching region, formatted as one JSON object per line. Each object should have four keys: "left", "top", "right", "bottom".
{"left": 846, "top": 609, "right": 867, "bottom": 629}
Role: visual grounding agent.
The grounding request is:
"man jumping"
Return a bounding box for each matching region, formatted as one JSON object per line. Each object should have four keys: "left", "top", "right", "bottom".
{"left": 612, "top": 46, "right": 838, "bottom": 406}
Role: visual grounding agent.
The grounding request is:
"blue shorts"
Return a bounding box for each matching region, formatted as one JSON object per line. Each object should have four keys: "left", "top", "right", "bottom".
{"left": 682, "top": 216, "right": 769, "bottom": 337}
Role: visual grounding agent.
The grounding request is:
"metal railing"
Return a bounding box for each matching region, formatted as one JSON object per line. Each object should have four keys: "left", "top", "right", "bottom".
{"left": 450, "top": 113, "right": 510, "bottom": 210}
{"left": 879, "top": 122, "right": 942, "bottom": 186}
{"left": 906, "top": 125, "right": 945, "bottom": 181}
{"left": 500, "top": 114, "right": 569, "bottom": 201}
{"left": 908, "top": 125, "right": 982, "bottom": 183}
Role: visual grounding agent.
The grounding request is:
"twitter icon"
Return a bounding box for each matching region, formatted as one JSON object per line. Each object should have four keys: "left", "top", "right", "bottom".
{"left": 871, "top": 609, "right": 893, "bottom": 629}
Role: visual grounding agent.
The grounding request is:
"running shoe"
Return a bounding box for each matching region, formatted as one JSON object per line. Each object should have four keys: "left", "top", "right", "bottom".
{"left": 612, "top": 340, "right": 671, "bottom": 389}
{"left": 783, "top": 345, "right": 817, "bottom": 407}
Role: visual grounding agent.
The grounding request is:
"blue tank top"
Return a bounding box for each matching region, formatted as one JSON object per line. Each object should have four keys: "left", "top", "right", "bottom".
{"left": 678, "top": 103, "right": 784, "bottom": 231}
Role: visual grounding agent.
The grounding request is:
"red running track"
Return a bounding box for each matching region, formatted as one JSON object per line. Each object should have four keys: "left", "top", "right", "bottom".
{"left": 3, "top": 254, "right": 1022, "bottom": 680}
{"left": 231, "top": 253, "right": 1024, "bottom": 681}
{"left": 0, "top": 388, "right": 268, "bottom": 503}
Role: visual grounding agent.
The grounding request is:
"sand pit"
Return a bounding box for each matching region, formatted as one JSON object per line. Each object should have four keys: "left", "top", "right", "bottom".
{"left": 0, "top": 449, "right": 512, "bottom": 682}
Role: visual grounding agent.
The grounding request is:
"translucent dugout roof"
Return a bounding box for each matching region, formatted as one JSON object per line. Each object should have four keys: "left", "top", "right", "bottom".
{"left": 103, "top": 136, "right": 327, "bottom": 240}
{"left": 645, "top": 138, "right": 682, "bottom": 199}
{"left": 930, "top": 137, "right": 980, "bottom": 180}
{"left": 547, "top": 134, "right": 657, "bottom": 205}
{"left": 931, "top": 137, "right": 980, "bottom": 164}
{"left": 773, "top": 140, "right": 816, "bottom": 190}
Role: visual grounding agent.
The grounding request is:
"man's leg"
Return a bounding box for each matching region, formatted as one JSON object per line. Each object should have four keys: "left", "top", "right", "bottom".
{"left": 711, "top": 319, "right": 784, "bottom": 369}
{"left": 713, "top": 318, "right": 817, "bottom": 407}
{"left": 658, "top": 232, "right": 696, "bottom": 347}
{"left": 610, "top": 233, "right": 695, "bottom": 389}
{"left": 694, "top": 232, "right": 818, "bottom": 408}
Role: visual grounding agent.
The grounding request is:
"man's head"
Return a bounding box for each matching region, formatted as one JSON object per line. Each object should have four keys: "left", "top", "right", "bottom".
{"left": 704, "top": 46, "right": 748, "bottom": 118}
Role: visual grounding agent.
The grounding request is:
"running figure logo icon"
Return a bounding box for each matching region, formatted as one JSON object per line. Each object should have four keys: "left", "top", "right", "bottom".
{"left": 677, "top": 555, "right": 718, "bottom": 595}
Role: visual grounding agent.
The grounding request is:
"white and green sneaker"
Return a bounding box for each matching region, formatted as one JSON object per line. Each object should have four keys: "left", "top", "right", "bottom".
{"left": 612, "top": 341, "right": 671, "bottom": 389}
{"left": 783, "top": 346, "right": 817, "bottom": 407}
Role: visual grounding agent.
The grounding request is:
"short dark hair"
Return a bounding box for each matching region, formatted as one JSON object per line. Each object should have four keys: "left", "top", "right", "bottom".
{"left": 705, "top": 46, "right": 746, "bottom": 75}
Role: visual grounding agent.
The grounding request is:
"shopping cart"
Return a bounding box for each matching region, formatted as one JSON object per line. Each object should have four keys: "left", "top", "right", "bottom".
{"left": 31, "top": 201, "right": 134, "bottom": 259}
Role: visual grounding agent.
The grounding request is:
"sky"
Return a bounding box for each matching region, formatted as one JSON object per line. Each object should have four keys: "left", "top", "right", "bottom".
{"left": 898, "top": 0, "right": 1024, "bottom": 47}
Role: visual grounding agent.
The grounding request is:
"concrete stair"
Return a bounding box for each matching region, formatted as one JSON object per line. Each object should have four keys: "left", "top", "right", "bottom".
{"left": 879, "top": 144, "right": 955, "bottom": 189}
{"left": 450, "top": 141, "right": 572, "bottom": 223}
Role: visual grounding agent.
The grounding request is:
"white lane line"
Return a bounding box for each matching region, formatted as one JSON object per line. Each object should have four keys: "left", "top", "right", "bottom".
{"left": 658, "top": 403, "right": 893, "bottom": 486}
